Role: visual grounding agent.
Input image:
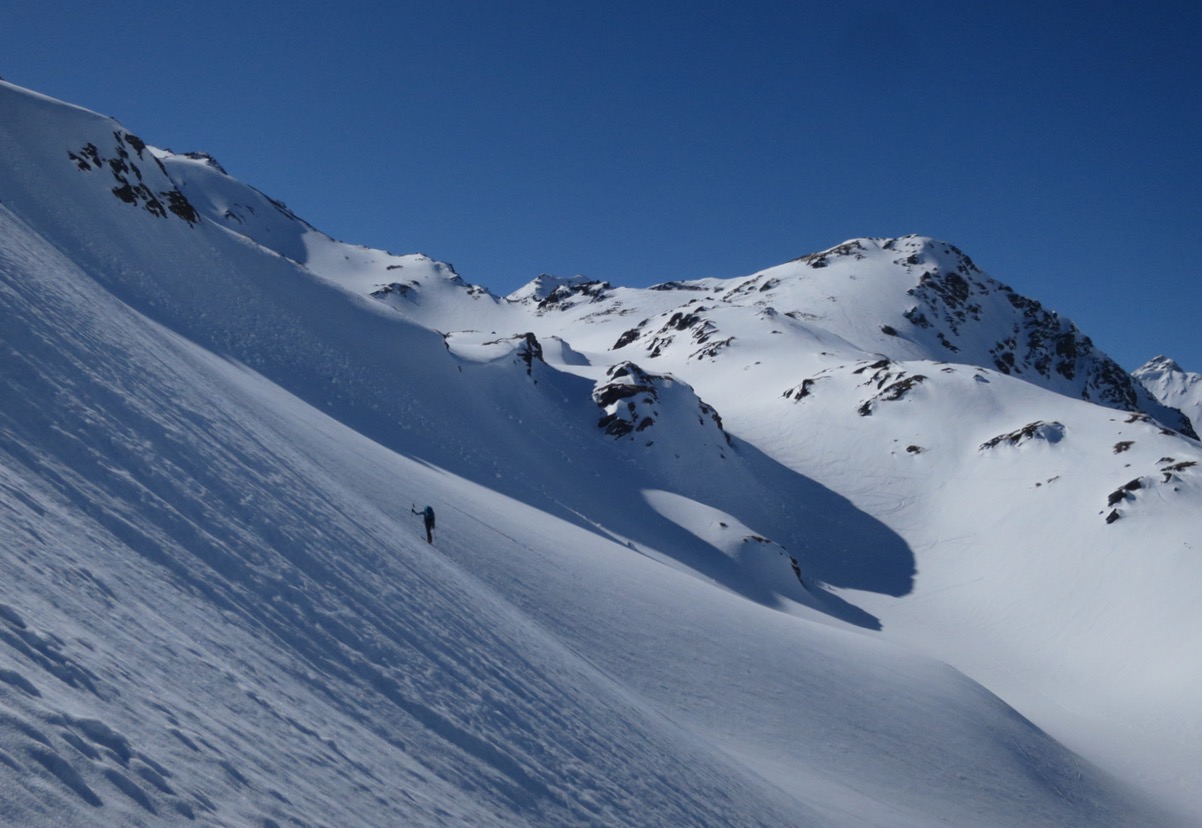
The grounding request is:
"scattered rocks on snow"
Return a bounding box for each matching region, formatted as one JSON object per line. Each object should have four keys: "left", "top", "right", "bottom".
{"left": 791, "top": 239, "right": 869, "bottom": 270}
{"left": 69, "top": 132, "right": 199, "bottom": 225}
{"left": 1107, "top": 478, "right": 1145, "bottom": 507}
{"left": 1103, "top": 457, "right": 1198, "bottom": 523}
{"left": 611, "top": 306, "right": 735, "bottom": 361}
{"left": 979, "top": 421, "right": 1066, "bottom": 450}
{"left": 783, "top": 377, "right": 825, "bottom": 402}
{"left": 371, "top": 282, "right": 415, "bottom": 302}
{"left": 648, "top": 280, "right": 708, "bottom": 292}
{"left": 857, "top": 375, "right": 926, "bottom": 417}
{"left": 534, "top": 279, "right": 612, "bottom": 313}
{"left": 852, "top": 359, "right": 928, "bottom": 417}
{"left": 1157, "top": 458, "right": 1198, "bottom": 486}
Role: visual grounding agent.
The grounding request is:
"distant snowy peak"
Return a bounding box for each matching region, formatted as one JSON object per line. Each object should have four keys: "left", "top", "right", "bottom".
{"left": 1135, "top": 355, "right": 1202, "bottom": 433}
{"left": 491, "top": 236, "right": 1197, "bottom": 436}
{"left": 724, "top": 236, "right": 1196, "bottom": 436}
{"left": 508, "top": 275, "right": 616, "bottom": 315}
{"left": 507, "top": 274, "right": 598, "bottom": 304}
{"left": 1136, "top": 354, "right": 1187, "bottom": 380}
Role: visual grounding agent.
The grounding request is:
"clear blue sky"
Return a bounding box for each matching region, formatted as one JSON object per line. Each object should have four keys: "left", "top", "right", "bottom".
{"left": 4, "top": 1, "right": 1200, "bottom": 371}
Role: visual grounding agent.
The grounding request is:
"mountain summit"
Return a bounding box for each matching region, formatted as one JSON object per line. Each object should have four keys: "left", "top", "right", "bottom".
{"left": 1135, "top": 354, "right": 1202, "bottom": 432}
{"left": 1, "top": 79, "right": 1199, "bottom": 826}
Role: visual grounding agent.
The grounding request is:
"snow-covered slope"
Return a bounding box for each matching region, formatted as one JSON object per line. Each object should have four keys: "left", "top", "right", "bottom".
{"left": 1136, "top": 355, "right": 1202, "bottom": 434}
{"left": 2, "top": 79, "right": 1198, "bottom": 826}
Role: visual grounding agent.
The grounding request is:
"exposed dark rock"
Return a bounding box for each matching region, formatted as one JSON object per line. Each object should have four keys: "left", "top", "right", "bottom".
{"left": 70, "top": 135, "right": 198, "bottom": 225}
{"left": 515, "top": 332, "right": 543, "bottom": 375}
{"left": 692, "top": 337, "right": 734, "bottom": 361}
{"left": 641, "top": 307, "right": 730, "bottom": 361}
{"left": 181, "top": 151, "right": 228, "bottom": 174}
{"left": 853, "top": 359, "right": 891, "bottom": 375}
{"left": 858, "top": 375, "right": 926, "bottom": 416}
{"left": 1107, "top": 478, "right": 1144, "bottom": 507}
{"left": 850, "top": 359, "right": 928, "bottom": 416}
{"left": 593, "top": 364, "right": 656, "bottom": 423}
{"left": 789, "top": 555, "right": 803, "bottom": 584}
{"left": 612, "top": 327, "right": 643, "bottom": 350}
{"left": 667, "top": 311, "right": 702, "bottom": 331}
{"left": 904, "top": 307, "right": 931, "bottom": 329}
{"left": 880, "top": 375, "right": 926, "bottom": 402}
{"left": 371, "top": 282, "right": 414, "bottom": 301}
{"left": 536, "top": 280, "right": 611, "bottom": 312}
{"left": 793, "top": 239, "right": 867, "bottom": 270}
{"left": 471, "top": 332, "right": 547, "bottom": 377}
{"left": 649, "top": 281, "right": 707, "bottom": 292}
{"left": 783, "top": 378, "right": 822, "bottom": 402}
{"left": 980, "top": 421, "right": 1066, "bottom": 450}
{"left": 122, "top": 132, "right": 148, "bottom": 158}
{"left": 592, "top": 362, "right": 730, "bottom": 446}
{"left": 68, "top": 150, "right": 93, "bottom": 171}
{"left": 111, "top": 182, "right": 138, "bottom": 204}
{"left": 163, "top": 190, "right": 200, "bottom": 224}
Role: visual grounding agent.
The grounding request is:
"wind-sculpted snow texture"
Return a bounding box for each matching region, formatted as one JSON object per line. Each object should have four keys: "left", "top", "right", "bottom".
{"left": 1, "top": 80, "right": 1199, "bottom": 826}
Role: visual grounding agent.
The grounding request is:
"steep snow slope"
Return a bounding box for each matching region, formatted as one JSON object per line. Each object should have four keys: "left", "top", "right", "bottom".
{"left": 0, "top": 202, "right": 816, "bottom": 825}
{"left": 1136, "top": 355, "right": 1202, "bottom": 434}
{"left": 0, "top": 78, "right": 1193, "bottom": 825}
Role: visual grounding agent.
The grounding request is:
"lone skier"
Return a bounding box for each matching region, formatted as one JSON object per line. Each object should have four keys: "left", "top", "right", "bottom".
{"left": 412, "top": 504, "right": 435, "bottom": 544}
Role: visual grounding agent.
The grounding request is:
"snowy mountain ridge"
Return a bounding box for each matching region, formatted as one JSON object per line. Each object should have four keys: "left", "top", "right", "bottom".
{"left": 1, "top": 79, "right": 1200, "bottom": 826}
{"left": 144, "top": 98, "right": 1196, "bottom": 441}
{"left": 377, "top": 234, "right": 1196, "bottom": 437}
